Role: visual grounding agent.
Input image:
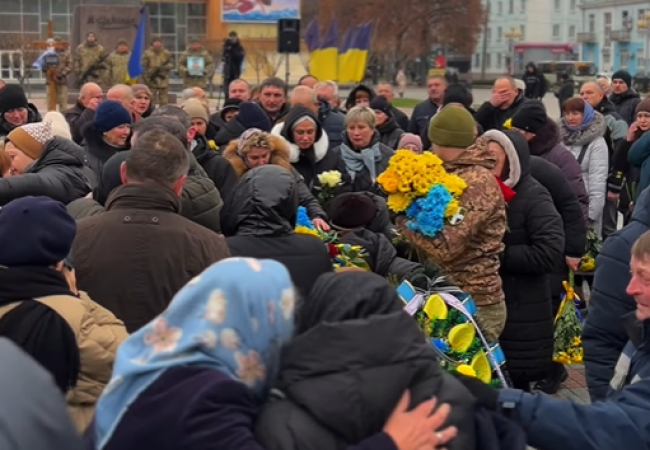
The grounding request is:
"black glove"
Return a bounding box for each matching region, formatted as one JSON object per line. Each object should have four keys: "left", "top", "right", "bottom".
{"left": 453, "top": 373, "right": 500, "bottom": 411}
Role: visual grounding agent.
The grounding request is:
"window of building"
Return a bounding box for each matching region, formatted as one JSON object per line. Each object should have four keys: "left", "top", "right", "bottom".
{"left": 570, "top": 0, "right": 575, "bottom": 10}
{"left": 486, "top": 53, "right": 492, "bottom": 68}
{"left": 497, "top": 26, "right": 502, "bottom": 41}
{"left": 554, "top": 0, "right": 560, "bottom": 11}
{"left": 487, "top": 27, "right": 492, "bottom": 42}
{"left": 620, "top": 49, "right": 630, "bottom": 69}
{"left": 569, "top": 25, "right": 576, "bottom": 38}
{"left": 497, "top": 1, "right": 502, "bottom": 15}
{"left": 521, "top": 0, "right": 526, "bottom": 13}
{"left": 603, "top": 53, "right": 611, "bottom": 68}
{"left": 588, "top": 14, "right": 595, "bottom": 33}
{"left": 639, "top": 9, "right": 647, "bottom": 21}
{"left": 508, "top": 0, "right": 513, "bottom": 14}
{"left": 553, "top": 24, "right": 560, "bottom": 38}
{"left": 637, "top": 47, "right": 646, "bottom": 70}
{"left": 474, "top": 53, "right": 480, "bottom": 67}
{"left": 497, "top": 52, "right": 502, "bottom": 68}
{"left": 604, "top": 12, "right": 612, "bottom": 47}
{"left": 520, "top": 25, "right": 525, "bottom": 38}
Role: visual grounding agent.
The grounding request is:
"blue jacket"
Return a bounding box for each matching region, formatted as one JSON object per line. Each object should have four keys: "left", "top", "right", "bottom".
{"left": 318, "top": 101, "right": 345, "bottom": 150}
{"left": 629, "top": 130, "right": 650, "bottom": 200}
{"left": 582, "top": 186, "right": 650, "bottom": 400}
{"left": 499, "top": 315, "right": 650, "bottom": 450}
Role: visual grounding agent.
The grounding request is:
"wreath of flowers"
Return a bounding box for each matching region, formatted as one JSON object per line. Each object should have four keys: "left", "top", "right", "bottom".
{"left": 377, "top": 150, "right": 467, "bottom": 237}
{"left": 294, "top": 206, "right": 370, "bottom": 270}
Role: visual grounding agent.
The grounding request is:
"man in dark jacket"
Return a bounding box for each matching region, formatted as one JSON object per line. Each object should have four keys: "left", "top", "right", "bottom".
{"left": 214, "top": 101, "right": 272, "bottom": 148}
{"left": 554, "top": 72, "right": 574, "bottom": 112}
{"left": 610, "top": 70, "right": 642, "bottom": 125}
{"left": 314, "top": 81, "right": 346, "bottom": 148}
{"left": 521, "top": 62, "right": 547, "bottom": 99}
{"left": 258, "top": 77, "right": 290, "bottom": 124}
{"left": 582, "top": 187, "right": 650, "bottom": 401}
{"left": 63, "top": 82, "right": 103, "bottom": 145}
{"left": 0, "top": 84, "right": 42, "bottom": 139}
{"left": 71, "top": 130, "right": 230, "bottom": 332}
{"left": 225, "top": 165, "right": 333, "bottom": 296}
{"left": 408, "top": 76, "right": 446, "bottom": 147}
{"left": 475, "top": 76, "right": 528, "bottom": 132}
{"left": 377, "top": 83, "right": 409, "bottom": 130}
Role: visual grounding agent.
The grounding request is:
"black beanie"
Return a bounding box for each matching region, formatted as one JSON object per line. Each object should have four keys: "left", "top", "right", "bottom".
{"left": 0, "top": 84, "right": 28, "bottom": 115}
{"left": 236, "top": 102, "right": 272, "bottom": 132}
{"left": 220, "top": 98, "right": 243, "bottom": 120}
{"left": 612, "top": 70, "right": 632, "bottom": 88}
{"left": 443, "top": 84, "right": 472, "bottom": 109}
{"left": 328, "top": 193, "right": 377, "bottom": 229}
{"left": 510, "top": 101, "right": 547, "bottom": 134}
{"left": 369, "top": 96, "right": 392, "bottom": 117}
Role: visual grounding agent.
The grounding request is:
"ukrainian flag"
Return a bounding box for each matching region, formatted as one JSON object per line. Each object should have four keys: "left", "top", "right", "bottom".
{"left": 126, "top": 7, "right": 146, "bottom": 85}
{"left": 337, "top": 27, "right": 356, "bottom": 84}
{"left": 309, "top": 20, "right": 338, "bottom": 82}
{"left": 350, "top": 22, "right": 375, "bottom": 83}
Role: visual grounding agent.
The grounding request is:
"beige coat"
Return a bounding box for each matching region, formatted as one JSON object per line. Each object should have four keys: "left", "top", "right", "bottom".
{"left": 0, "top": 292, "right": 127, "bottom": 432}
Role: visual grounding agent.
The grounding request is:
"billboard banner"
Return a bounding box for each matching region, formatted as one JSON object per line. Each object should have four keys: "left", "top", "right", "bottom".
{"left": 222, "top": 0, "right": 300, "bottom": 23}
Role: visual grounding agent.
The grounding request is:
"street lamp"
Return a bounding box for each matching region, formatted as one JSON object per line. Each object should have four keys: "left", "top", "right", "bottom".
{"left": 638, "top": 11, "right": 650, "bottom": 72}
{"left": 504, "top": 26, "right": 523, "bottom": 75}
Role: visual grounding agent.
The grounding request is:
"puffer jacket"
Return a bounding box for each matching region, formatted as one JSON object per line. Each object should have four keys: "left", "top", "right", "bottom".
{"left": 222, "top": 134, "right": 327, "bottom": 222}
{"left": 484, "top": 130, "right": 565, "bottom": 384}
{"left": 397, "top": 137, "right": 507, "bottom": 306}
{"left": 376, "top": 117, "right": 404, "bottom": 150}
{"left": 0, "top": 137, "right": 90, "bottom": 205}
{"left": 255, "top": 272, "right": 476, "bottom": 450}
{"left": 179, "top": 154, "right": 223, "bottom": 233}
{"left": 528, "top": 117, "right": 589, "bottom": 220}
{"left": 225, "top": 165, "right": 333, "bottom": 296}
{"left": 559, "top": 112, "right": 609, "bottom": 236}
{"left": 0, "top": 292, "right": 127, "bottom": 432}
{"left": 610, "top": 89, "right": 642, "bottom": 125}
{"left": 0, "top": 103, "right": 41, "bottom": 139}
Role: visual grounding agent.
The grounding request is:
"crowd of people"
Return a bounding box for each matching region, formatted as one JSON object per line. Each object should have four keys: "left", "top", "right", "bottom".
{"left": 0, "top": 65, "right": 649, "bottom": 450}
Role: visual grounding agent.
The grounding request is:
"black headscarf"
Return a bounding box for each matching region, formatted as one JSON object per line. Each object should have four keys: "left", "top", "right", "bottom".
{"left": 295, "top": 271, "right": 405, "bottom": 335}
{"left": 95, "top": 151, "right": 129, "bottom": 205}
{"left": 0, "top": 266, "right": 80, "bottom": 393}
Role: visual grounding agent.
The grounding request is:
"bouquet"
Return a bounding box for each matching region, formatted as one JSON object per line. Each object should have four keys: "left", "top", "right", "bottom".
{"left": 295, "top": 206, "right": 370, "bottom": 270}
{"left": 316, "top": 170, "right": 342, "bottom": 211}
{"left": 377, "top": 150, "right": 467, "bottom": 237}
{"left": 398, "top": 280, "right": 508, "bottom": 387}
{"left": 578, "top": 229, "right": 602, "bottom": 272}
{"left": 554, "top": 271, "right": 584, "bottom": 365}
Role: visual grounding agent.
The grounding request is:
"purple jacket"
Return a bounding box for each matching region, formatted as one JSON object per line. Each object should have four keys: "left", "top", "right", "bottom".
{"left": 86, "top": 366, "right": 398, "bottom": 450}
{"left": 528, "top": 118, "right": 589, "bottom": 221}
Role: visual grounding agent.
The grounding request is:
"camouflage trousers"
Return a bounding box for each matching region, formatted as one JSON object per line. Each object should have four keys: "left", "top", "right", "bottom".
{"left": 475, "top": 302, "right": 507, "bottom": 343}
{"left": 150, "top": 88, "right": 169, "bottom": 106}
{"left": 183, "top": 76, "right": 208, "bottom": 90}
{"left": 46, "top": 84, "right": 68, "bottom": 112}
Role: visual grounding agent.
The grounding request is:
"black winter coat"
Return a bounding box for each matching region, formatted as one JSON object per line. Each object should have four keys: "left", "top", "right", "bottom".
{"left": 0, "top": 103, "right": 41, "bottom": 139}
{"left": 529, "top": 156, "right": 587, "bottom": 299}
{"left": 318, "top": 101, "right": 346, "bottom": 149}
{"left": 335, "top": 132, "right": 394, "bottom": 195}
{"left": 272, "top": 106, "right": 346, "bottom": 194}
{"left": 192, "top": 134, "right": 239, "bottom": 201}
{"left": 582, "top": 187, "right": 650, "bottom": 401}
{"left": 214, "top": 117, "right": 246, "bottom": 148}
{"left": 390, "top": 105, "right": 409, "bottom": 132}
{"left": 0, "top": 137, "right": 90, "bottom": 205}
{"left": 82, "top": 125, "right": 129, "bottom": 188}
{"left": 64, "top": 101, "right": 93, "bottom": 145}
{"left": 377, "top": 117, "right": 404, "bottom": 150}
{"left": 225, "top": 165, "right": 333, "bottom": 296}
{"left": 474, "top": 93, "right": 528, "bottom": 132}
{"left": 485, "top": 130, "right": 565, "bottom": 383}
{"left": 522, "top": 64, "right": 547, "bottom": 99}
{"left": 610, "top": 89, "right": 642, "bottom": 125}
{"left": 554, "top": 80, "right": 574, "bottom": 111}
{"left": 255, "top": 273, "right": 476, "bottom": 450}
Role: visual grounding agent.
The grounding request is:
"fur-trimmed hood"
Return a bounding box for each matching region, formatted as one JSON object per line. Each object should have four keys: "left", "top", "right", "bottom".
{"left": 271, "top": 122, "right": 330, "bottom": 164}
{"left": 222, "top": 133, "right": 292, "bottom": 178}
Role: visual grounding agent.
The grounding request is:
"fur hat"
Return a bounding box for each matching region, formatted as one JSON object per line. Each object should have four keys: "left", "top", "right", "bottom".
{"left": 428, "top": 106, "right": 475, "bottom": 149}
{"left": 6, "top": 121, "right": 53, "bottom": 160}
{"left": 43, "top": 111, "right": 72, "bottom": 140}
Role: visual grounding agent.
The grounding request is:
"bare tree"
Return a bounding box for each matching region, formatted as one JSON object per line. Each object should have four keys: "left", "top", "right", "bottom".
{"left": 0, "top": 35, "right": 42, "bottom": 94}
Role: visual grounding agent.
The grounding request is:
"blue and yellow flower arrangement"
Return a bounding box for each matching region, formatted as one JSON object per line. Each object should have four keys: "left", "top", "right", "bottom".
{"left": 377, "top": 150, "right": 467, "bottom": 237}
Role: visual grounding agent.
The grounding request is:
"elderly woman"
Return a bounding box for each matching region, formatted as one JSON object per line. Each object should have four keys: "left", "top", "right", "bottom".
{"left": 222, "top": 128, "right": 329, "bottom": 229}
{"left": 271, "top": 106, "right": 345, "bottom": 194}
{"left": 131, "top": 85, "right": 154, "bottom": 118}
{"left": 334, "top": 106, "right": 394, "bottom": 194}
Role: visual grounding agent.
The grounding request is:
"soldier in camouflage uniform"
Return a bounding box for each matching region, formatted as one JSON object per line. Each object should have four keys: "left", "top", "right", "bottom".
{"left": 178, "top": 38, "right": 214, "bottom": 90}
{"left": 51, "top": 37, "right": 72, "bottom": 112}
{"left": 73, "top": 32, "right": 106, "bottom": 87}
{"left": 106, "top": 38, "right": 131, "bottom": 86}
{"left": 142, "top": 38, "right": 174, "bottom": 106}
{"left": 396, "top": 107, "right": 508, "bottom": 342}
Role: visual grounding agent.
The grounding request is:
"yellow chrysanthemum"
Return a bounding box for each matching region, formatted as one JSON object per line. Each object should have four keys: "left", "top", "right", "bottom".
{"left": 387, "top": 192, "right": 413, "bottom": 213}
{"left": 445, "top": 199, "right": 460, "bottom": 218}
{"left": 397, "top": 179, "right": 412, "bottom": 193}
{"left": 442, "top": 174, "right": 468, "bottom": 196}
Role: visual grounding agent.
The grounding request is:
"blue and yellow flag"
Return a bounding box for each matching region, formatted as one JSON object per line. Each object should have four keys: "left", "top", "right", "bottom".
{"left": 304, "top": 19, "right": 320, "bottom": 53}
{"left": 126, "top": 7, "right": 146, "bottom": 85}
{"left": 337, "top": 26, "right": 357, "bottom": 84}
{"left": 309, "top": 20, "right": 338, "bottom": 82}
{"left": 350, "top": 22, "right": 375, "bottom": 83}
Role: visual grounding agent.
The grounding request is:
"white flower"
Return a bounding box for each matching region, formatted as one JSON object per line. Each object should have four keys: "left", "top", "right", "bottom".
{"left": 221, "top": 328, "right": 240, "bottom": 349}
{"left": 205, "top": 290, "right": 227, "bottom": 324}
{"left": 196, "top": 330, "right": 218, "bottom": 349}
{"left": 280, "top": 288, "right": 295, "bottom": 320}
{"left": 317, "top": 170, "right": 342, "bottom": 188}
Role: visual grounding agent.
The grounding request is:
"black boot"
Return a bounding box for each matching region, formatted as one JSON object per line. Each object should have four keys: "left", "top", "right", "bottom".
{"left": 534, "top": 363, "right": 568, "bottom": 395}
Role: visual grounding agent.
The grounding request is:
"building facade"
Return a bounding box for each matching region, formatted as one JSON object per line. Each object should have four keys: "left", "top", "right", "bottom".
{"left": 473, "top": 0, "right": 581, "bottom": 75}
{"left": 578, "top": 0, "right": 648, "bottom": 74}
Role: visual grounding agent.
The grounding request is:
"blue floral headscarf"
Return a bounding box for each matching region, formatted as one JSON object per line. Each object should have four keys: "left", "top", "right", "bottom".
{"left": 93, "top": 257, "right": 296, "bottom": 449}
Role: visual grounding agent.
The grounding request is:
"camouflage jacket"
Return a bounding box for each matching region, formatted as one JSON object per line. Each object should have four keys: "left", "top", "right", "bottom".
{"left": 54, "top": 49, "right": 73, "bottom": 85}
{"left": 73, "top": 43, "right": 106, "bottom": 84}
{"left": 397, "top": 137, "right": 507, "bottom": 306}
{"left": 142, "top": 48, "right": 174, "bottom": 88}
{"left": 178, "top": 48, "right": 214, "bottom": 79}
{"left": 106, "top": 50, "right": 130, "bottom": 85}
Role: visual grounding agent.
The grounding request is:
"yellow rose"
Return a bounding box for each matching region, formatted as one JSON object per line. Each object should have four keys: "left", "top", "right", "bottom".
{"left": 387, "top": 192, "right": 413, "bottom": 212}
{"left": 377, "top": 171, "right": 399, "bottom": 194}
{"left": 317, "top": 170, "right": 342, "bottom": 188}
{"left": 456, "top": 364, "right": 477, "bottom": 378}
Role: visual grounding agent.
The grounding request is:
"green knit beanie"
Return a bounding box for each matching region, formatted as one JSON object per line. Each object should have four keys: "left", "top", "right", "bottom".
{"left": 428, "top": 106, "right": 476, "bottom": 148}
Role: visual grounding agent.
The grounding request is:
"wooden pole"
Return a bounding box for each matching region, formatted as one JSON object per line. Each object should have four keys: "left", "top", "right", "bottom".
{"left": 46, "top": 21, "right": 56, "bottom": 112}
